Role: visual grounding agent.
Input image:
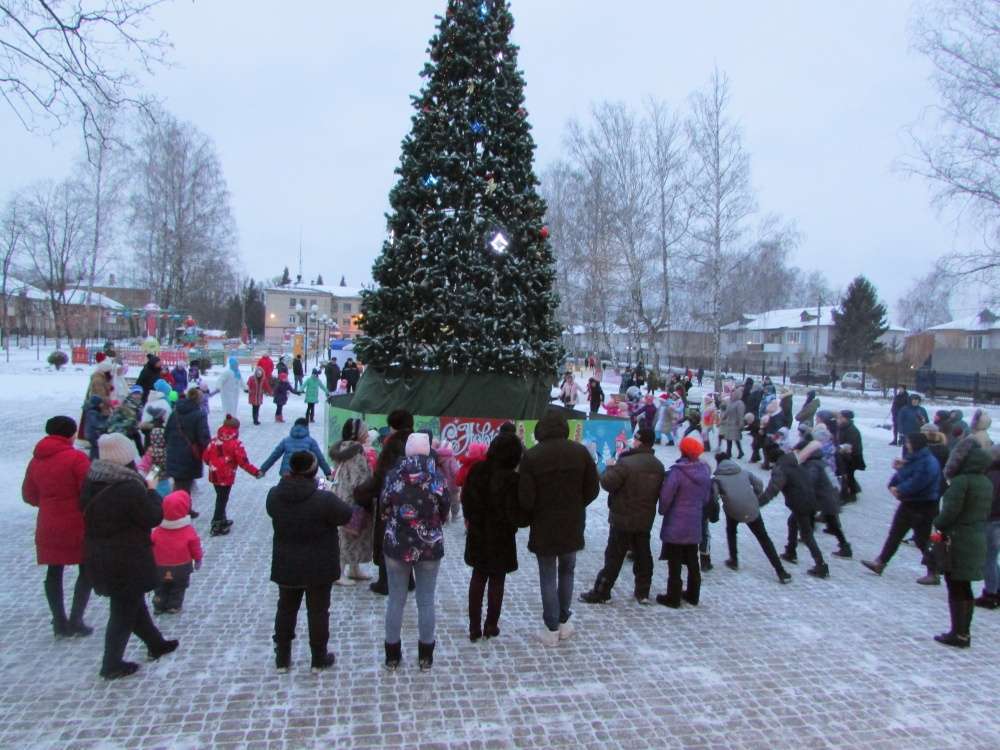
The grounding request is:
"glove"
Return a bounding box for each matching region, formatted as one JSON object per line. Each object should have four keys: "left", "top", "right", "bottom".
{"left": 929, "top": 530, "right": 943, "bottom": 544}
{"left": 194, "top": 559, "right": 202, "bottom": 571}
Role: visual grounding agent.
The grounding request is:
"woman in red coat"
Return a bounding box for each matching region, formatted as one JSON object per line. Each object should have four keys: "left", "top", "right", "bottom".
{"left": 247, "top": 366, "right": 268, "bottom": 425}
{"left": 21, "top": 416, "right": 94, "bottom": 637}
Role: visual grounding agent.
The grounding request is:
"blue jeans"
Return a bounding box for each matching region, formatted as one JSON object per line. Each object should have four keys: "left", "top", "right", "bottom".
{"left": 385, "top": 557, "right": 440, "bottom": 645}
{"left": 985, "top": 520, "right": 1000, "bottom": 595}
{"left": 536, "top": 553, "right": 576, "bottom": 631}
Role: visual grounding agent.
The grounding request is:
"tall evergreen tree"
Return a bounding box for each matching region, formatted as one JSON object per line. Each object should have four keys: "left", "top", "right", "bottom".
{"left": 356, "top": 0, "right": 562, "bottom": 376}
{"left": 831, "top": 275, "right": 889, "bottom": 363}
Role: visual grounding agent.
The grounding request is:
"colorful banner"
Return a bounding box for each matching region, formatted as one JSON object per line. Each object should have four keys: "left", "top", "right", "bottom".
{"left": 326, "top": 405, "right": 630, "bottom": 465}
{"left": 583, "top": 419, "right": 632, "bottom": 472}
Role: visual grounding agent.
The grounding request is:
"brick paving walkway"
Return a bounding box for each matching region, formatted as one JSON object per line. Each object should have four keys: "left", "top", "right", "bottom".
{"left": 1, "top": 387, "right": 998, "bottom": 749}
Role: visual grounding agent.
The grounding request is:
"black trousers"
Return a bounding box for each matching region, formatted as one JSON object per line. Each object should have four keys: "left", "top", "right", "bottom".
{"left": 153, "top": 564, "right": 192, "bottom": 612}
{"left": 251, "top": 405, "right": 260, "bottom": 424}
{"left": 594, "top": 526, "right": 654, "bottom": 599}
{"left": 44, "top": 564, "right": 91, "bottom": 626}
{"left": 725, "top": 516, "right": 784, "bottom": 574}
{"left": 274, "top": 583, "right": 332, "bottom": 651}
{"left": 725, "top": 439, "right": 744, "bottom": 458}
{"left": 293, "top": 375, "right": 303, "bottom": 390}
{"left": 840, "top": 469, "right": 861, "bottom": 497}
{"left": 878, "top": 502, "right": 938, "bottom": 566}
{"left": 468, "top": 569, "right": 506, "bottom": 632}
{"left": 786, "top": 512, "right": 825, "bottom": 565}
{"left": 662, "top": 543, "right": 701, "bottom": 606}
{"left": 275, "top": 403, "right": 284, "bottom": 418}
{"left": 305, "top": 402, "right": 316, "bottom": 423}
{"left": 102, "top": 592, "right": 165, "bottom": 675}
{"left": 212, "top": 484, "right": 232, "bottom": 523}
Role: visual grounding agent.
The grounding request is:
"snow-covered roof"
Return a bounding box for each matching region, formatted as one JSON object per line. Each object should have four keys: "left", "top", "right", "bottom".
{"left": 927, "top": 310, "right": 1000, "bottom": 333}
{"left": 723, "top": 306, "right": 905, "bottom": 334}
{"left": 4, "top": 278, "right": 123, "bottom": 309}
{"left": 264, "top": 283, "right": 366, "bottom": 298}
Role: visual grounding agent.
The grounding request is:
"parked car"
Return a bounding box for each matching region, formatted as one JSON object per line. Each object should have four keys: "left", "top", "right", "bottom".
{"left": 839, "top": 371, "right": 880, "bottom": 391}
{"left": 790, "top": 370, "right": 831, "bottom": 387}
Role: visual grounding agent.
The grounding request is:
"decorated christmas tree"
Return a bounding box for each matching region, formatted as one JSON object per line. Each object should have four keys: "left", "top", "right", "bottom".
{"left": 356, "top": 0, "right": 562, "bottom": 377}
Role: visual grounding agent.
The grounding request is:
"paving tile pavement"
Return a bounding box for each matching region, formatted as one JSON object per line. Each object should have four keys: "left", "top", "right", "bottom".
{"left": 0, "top": 393, "right": 998, "bottom": 749}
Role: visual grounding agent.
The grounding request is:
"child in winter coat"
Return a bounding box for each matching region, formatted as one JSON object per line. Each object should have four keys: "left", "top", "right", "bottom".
{"left": 271, "top": 372, "right": 299, "bottom": 422}
{"left": 701, "top": 395, "right": 719, "bottom": 453}
{"left": 247, "top": 366, "right": 268, "bottom": 425}
{"left": 260, "top": 418, "right": 332, "bottom": 478}
{"left": 151, "top": 490, "right": 203, "bottom": 614}
{"left": 201, "top": 415, "right": 260, "bottom": 536}
{"left": 433, "top": 440, "right": 461, "bottom": 521}
{"left": 106, "top": 386, "right": 144, "bottom": 455}
{"left": 303, "top": 368, "right": 329, "bottom": 424}
{"left": 137, "top": 407, "right": 171, "bottom": 496}
{"left": 456, "top": 443, "right": 489, "bottom": 489}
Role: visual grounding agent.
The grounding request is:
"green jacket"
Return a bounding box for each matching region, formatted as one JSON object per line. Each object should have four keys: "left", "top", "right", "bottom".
{"left": 303, "top": 375, "right": 328, "bottom": 404}
{"left": 934, "top": 443, "right": 992, "bottom": 581}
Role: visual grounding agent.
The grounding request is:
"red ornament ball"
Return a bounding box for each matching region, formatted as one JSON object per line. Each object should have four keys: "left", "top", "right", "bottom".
{"left": 540, "top": 226, "right": 550, "bottom": 239}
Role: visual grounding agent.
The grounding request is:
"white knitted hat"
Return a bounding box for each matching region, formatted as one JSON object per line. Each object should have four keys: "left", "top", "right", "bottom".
{"left": 98, "top": 433, "right": 137, "bottom": 466}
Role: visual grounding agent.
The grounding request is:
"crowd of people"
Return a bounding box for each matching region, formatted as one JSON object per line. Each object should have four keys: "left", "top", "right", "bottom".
{"left": 17, "top": 355, "right": 1000, "bottom": 680}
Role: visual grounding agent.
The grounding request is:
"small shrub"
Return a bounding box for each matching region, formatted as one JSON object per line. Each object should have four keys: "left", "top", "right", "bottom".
{"left": 48, "top": 350, "right": 69, "bottom": 370}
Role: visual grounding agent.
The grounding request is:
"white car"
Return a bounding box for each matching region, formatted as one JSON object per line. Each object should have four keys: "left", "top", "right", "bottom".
{"left": 839, "top": 371, "right": 880, "bottom": 391}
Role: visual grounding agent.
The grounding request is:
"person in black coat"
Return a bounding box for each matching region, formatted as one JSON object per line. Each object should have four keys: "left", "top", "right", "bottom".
{"left": 81, "top": 433, "right": 177, "bottom": 680}
{"left": 353, "top": 409, "right": 413, "bottom": 594}
{"left": 135, "top": 355, "right": 162, "bottom": 401}
{"left": 836, "top": 410, "right": 866, "bottom": 502}
{"left": 342, "top": 359, "right": 360, "bottom": 394}
{"left": 761, "top": 442, "right": 829, "bottom": 579}
{"left": 292, "top": 354, "right": 305, "bottom": 390}
{"left": 324, "top": 358, "right": 341, "bottom": 392}
{"left": 463, "top": 433, "right": 523, "bottom": 641}
{"left": 164, "top": 388, "right": 211, "bottom": 511}
{"left": 267, "top": 451, "right": 353, "bottom": 673}
{"left": 518, "top": 410, "right": 600, "bottom": 643}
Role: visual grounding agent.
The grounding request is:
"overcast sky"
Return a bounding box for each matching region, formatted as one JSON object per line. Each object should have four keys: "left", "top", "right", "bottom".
{"left": 2, "top": 1, "right": 983, "bottom": 322}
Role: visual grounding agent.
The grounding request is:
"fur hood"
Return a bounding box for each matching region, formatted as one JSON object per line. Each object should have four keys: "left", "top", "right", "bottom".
{"left": 328, "top": 440, "right": 364, "bottom": 463}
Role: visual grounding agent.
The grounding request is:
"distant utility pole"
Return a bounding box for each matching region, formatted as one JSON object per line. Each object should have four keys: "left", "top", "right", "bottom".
{"left": 816, "top": 294, "right": 822, "bottom": 363}
{"left": 298, "top": 227, "right": 303, "bottom": 281}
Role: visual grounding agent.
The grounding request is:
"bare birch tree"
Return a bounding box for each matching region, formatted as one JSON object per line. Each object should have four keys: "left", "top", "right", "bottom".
{"left": 128, "top": 109, "right": 239, "bottom": 325}
{"left": 904, "top": 0, "right": 1000, "bottom": 285}
{"left": 685, "top": 68, "right": 757, "bottom": 386}
{"left": 0, "top": 0, "right": 171, "bottom": 151}
{"left": 1, "top": 193, "right": 26, "bottom": 354}
{"left": 22, "top": 178, "right": 92, "bottom": 341}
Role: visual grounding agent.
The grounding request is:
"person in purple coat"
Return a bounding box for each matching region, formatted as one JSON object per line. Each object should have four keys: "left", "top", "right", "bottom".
{"left": 656, "top": 436, "right": 713, "bottom": 608}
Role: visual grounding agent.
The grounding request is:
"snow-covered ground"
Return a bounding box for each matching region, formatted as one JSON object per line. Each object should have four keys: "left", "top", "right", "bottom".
{"left": 1, "top": 349, "right": 998, "bottom": 749}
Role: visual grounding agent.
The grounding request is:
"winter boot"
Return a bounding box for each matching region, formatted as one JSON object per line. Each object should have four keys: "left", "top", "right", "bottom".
{"left": 579, "top": 577, "right": 612, "bottom": 604}
{"left": 147, "top": 638, "right": 180, "bottom": 661}
{"left": 806, "top": 563, "right": 829, "bottom": 579}
{"left": 861, "top": 558, "right": 885, "bottom": 576}
{"left": 417, "top": 641, "right": 435, "bottom": 671}
{"left": 832, "top": 543, "right": 853, "bottom": 559}
{"left": 369, "top": 565, "right": 389, "bottom": 596}
{"left": 780, "top": 551, "right": 798, "bottom": 565}
{"left": 974, "top": 591, "right": 1000, "bottom": 609}
{"left": 274, "top": 641, "right": 292, "bottom": 673}
{"left": 310, "top": 649, "right": 336, "bottom": 673}
{"left": 67, "top": 580, "right": 93, "bottom": 637}
{"left": 44, "top": 575, "right": 70, "bottom": 638}
{"left": 724, "top": 558, "right": 739, "bottom": 571}
{"left": 655, "top": 593, "right": 681, "bottom": 608}
{"left": 934, "top": 599, "right": 971, "bottom": 648}
{"left": 210, "top": 521, "right": 228, "bottom": 537}
{"left": 384, "top": 641, "right": 402, "bottom": 670}
{"left": 777, "top": 570, "right": 792, "bottom": 584}
{"left": 916, "top": 572, "right": 941, "bottom": 586}
{"left": 100, "top": 661, "right": 140, "bottom": 680}
{"left": 700, "top": 554, "right": 713, "bottom": 572}
{"left": 483, "top": 624, "right": 501, "bottom": 639}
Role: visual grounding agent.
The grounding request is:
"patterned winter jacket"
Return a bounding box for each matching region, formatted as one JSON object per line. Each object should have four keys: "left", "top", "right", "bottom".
{"left": 329, "top": 441, "right": 372, "bottom": 508}
{"left": 381, "top": 454, "right": 450, "bottom": 563}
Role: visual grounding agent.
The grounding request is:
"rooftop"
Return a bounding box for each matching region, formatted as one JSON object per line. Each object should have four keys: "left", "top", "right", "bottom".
{"left": 927, "top": 309, "right": 1000, "bottom": 333}
{"left": 723, "top": 306, "right": 905, "bottom": 333}
{"left": 6, "top": 278, "right": 124, "bottom": 309}
{"left": 264, "top": 282, "right": 366, "bottom": 298}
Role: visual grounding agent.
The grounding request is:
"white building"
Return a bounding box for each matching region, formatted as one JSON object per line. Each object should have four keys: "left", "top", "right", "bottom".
{"left": 918, "top": 309, "right": 1000, "bottom": 374}
{"left": 263, "top": 282, "right": 366, "bottom": 348}
{"left": 721, "top": 306, "right": 906, "bottom": 366}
